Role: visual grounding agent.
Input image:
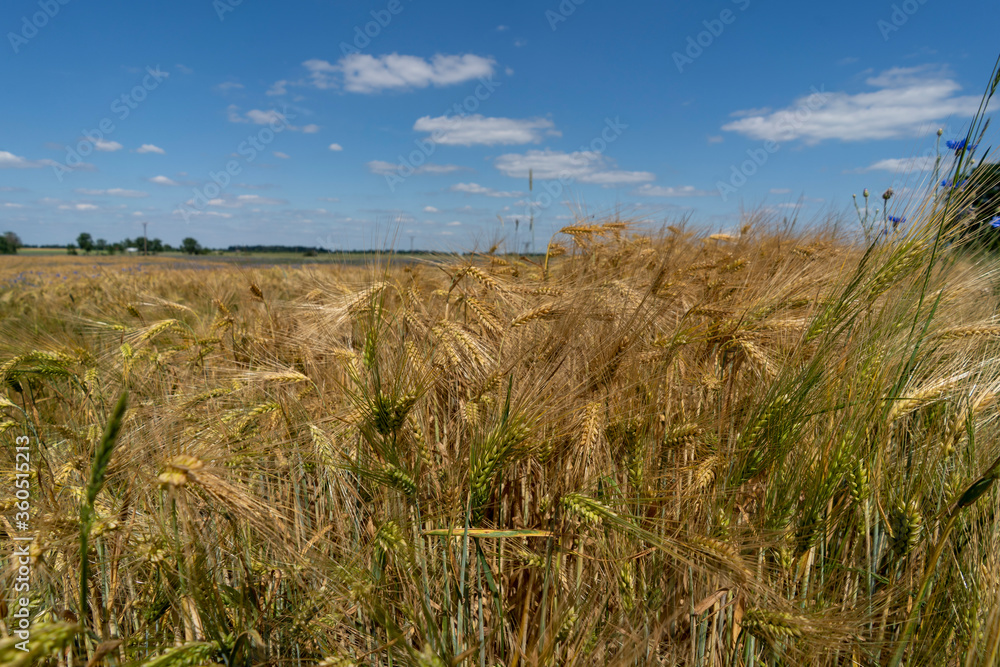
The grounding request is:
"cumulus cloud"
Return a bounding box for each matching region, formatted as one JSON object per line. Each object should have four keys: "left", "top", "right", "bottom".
{"left": 633, "top": 184, "right": 716, "bottom": 197}
{"left": 367, "top": 160, "right": 467, "bottom": 176}
{"left": 75, "top": 188, "right": 149, "bottom": 198}
{"left": 298, "top": 53, "right": 496, "bottom": 94}
{"left": 302, "top": 59, "right": 340, "bottom": 89}
{"left": 858, "top": 155, "right": 939, "bottom": 172}
{"left": 245, "top": 109, "right": 288, "bottom": 125}
{"left": 202, "top": 194, "right": 288, "bottom": 208}
{"left": 0, "top": 150, "right": 59, "bottom": 169}
{"left": 273, "top": 151, "right": 290, "bottom": 159}
{"left": 266, "top": 80, "right": 289, "bottom": 96}
{"left": 494, "top": 149, "right": 654, "bottom": 186}
{"left": 237, "top": 194, "right": 288, "bottom": 205}
{"left": 423, "top": 206, "right": 439, "bottom": 213}
{"left": 450, "top": 182, "right": 523, "bottom": 198}
{"left": 136, "top": 144, "right": 166, "bottom": 154}
{"left": 413, "top": 114, "right": 557, "bottom": 146}
{"left": 227, "top": 105, "right": 316, "bottom": 132}
{"left": 723, "top": 66, "right": 982, "bottom": 144}
{"left": 174, "top": 209, "right": 232, "bottom": 219}
{"left": 328, "top": 143, "right": 343, "bottom": 151}
{"left": 94, "top": 139, "right": 123, "bottom": 152}
{"left": 148, "top": 175, "right": 180, "bottom": 186}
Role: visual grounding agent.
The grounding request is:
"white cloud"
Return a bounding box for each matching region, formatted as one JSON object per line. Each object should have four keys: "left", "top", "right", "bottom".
{"left": 858, "top": 156, "right": 939, "bottom": 172}
{"left": 199, "top": 194, "right": 288, "bottom": 208}
{"left": 497, "top": 25, "right": 509, "bottom": 31}
{"left": 633, "top": 184, "right": 716, "bottom": 197}
{"left": 0, "top": 150, "right": 59, "bottom": 169}
{"left": 414, "top": 114, "right": 556, "bottom": 146}
{"left": 266, "top": 80, "right": 288, "bottom": 96}
{"left": 328, "top": 143, "right": 343, "bottom": 151}
{"left": 723, "top": 66, "right": 982, "bottom": 144}
{"left": 75, "top": 188, "right": 149, "bottom": 198}
{"left": 494, "top": 149, "right": 655, "bottom": 186}
{"left": 136, "top": 144, "right": 166, "bottom": 154}
{"left": 338, "top": 53, "right": 496, "bottom": 93}
{"left": 707, "top": 135, "right": 724, "bottom": 144}
{"left": 367, "top": 160, "right": 400, "bottom": 175}
{"left": 215, "top": 81, "right": 244, "bottom": 92}
{"left": 94, "top": 139, "right": 123, "bottom": 152}
{"left": 446, "top": 221, "right": 462, "bottom": 226}
{"left": 3, "top": 202, "right": 24, "bottom": 208}
{"left": 318, "top": 197, "right": 340, "bottom": 202}
{"left": 58, "top": 203, "right": 99, "bottom": 211}
{"left": 770, "top": 188, "right": 792, "bottom": 194}
{"left": 582, "top": 170, "right": 659, "bottom": 186}
{"left": 418, "top": 164, "right": 467, "bottom": 174}
{"left": 302, "top": 59, "right": 340, "bottom": 89}
{"left": 245, "top": 109, "right": 287, "bottom": 125}
{"left": 273, "top": 151, "right": 290, "bottom": 159}
{"left": 228, "top": 105, "right": 316, "bottom": 131}
{"left": 237, "top": 194, "right": 288, "bottom": 205}
{"left": 174, "top": 209, "right": 232, "bottom": 218}
{"left": 367, "top": 160, "right": 467, "bottom": 176}
{"left": 148, "top": 175, "right": 180, "bottom": 186}
{"left": 450, "top": 182, "right": 523, "bottom": 198}
{"left": 423, "top": 205, "right": 439, "bottom": 213}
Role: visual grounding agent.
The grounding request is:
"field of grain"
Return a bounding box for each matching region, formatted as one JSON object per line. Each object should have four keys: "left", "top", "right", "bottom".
{"left": 3, "top": 204, "right": 1000, "bottom": 666}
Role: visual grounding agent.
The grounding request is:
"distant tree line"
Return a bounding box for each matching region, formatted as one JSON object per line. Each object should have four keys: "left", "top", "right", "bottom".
{"left": 69, "top": 233, "right": 208, "bottom": 255}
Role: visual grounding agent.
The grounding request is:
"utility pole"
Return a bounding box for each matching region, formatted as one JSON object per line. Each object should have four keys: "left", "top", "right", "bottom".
{"left": 142, "top": 221, "right": 148, "bottom": 256}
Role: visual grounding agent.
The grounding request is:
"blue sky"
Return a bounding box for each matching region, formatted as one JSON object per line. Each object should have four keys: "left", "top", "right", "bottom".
{"left": 1, "top": 0, "right": 998, "bottom": 250}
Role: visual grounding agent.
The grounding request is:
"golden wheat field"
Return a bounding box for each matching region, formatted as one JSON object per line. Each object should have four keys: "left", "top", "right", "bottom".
{"left": 4, "top": 209, "right": 1000, "bottom": 666}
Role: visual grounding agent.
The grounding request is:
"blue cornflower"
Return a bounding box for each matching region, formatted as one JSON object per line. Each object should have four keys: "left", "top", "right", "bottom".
{"left": 940, "top": 178, "right": 969, "bottom": 189}
{"left": 990, "top": 216, "right": 1000, "bottom": 229}
{"left": 888, "top": 215, "right": 905, "bottom": 225}
{"left": 946, "top": 138, "right": 978, "bottom": 154}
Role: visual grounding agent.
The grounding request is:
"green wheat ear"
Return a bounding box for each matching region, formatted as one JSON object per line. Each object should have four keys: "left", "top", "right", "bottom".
{"left": 86, "top": 391, "right": 127, "bottom": 505}
{"left": 80, "top": 390, "right": 127, "bottom": 630}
